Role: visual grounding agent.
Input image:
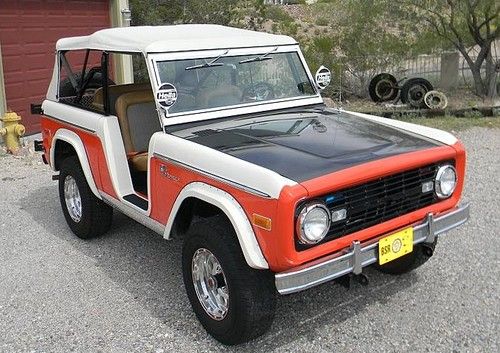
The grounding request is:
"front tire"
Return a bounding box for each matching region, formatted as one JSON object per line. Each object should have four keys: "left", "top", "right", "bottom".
{"left": 58, "top": 156, "right": 113, "bottom": 239}
{"left": 182, "top": 215, "right": 276, "bottom": 345}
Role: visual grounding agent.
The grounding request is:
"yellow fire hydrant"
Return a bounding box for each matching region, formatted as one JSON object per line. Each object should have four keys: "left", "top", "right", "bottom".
{"left": 0, "top": 111, "right": 26, "bottom": 154}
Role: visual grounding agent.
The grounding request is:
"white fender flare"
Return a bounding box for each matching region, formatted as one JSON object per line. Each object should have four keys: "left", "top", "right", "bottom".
{"left": 51, "top": 129, "right": 101, "bottom": 199}
{"left": 164, "top": 182, "right": 269, "bottom": 269}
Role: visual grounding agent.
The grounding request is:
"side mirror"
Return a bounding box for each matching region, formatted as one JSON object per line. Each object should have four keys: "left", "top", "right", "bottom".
{"left": 314, "top": 65, "right": 331, "bottom": 91}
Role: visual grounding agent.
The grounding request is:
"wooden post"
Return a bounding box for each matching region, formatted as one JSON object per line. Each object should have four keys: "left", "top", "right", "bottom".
{"left": 109, "top": 0, "right": 134, "bottom": 84}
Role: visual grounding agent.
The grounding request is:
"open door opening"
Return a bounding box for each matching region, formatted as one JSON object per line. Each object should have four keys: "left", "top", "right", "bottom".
{"left": 101, "top": 52, "right": 160, "bottom": 200}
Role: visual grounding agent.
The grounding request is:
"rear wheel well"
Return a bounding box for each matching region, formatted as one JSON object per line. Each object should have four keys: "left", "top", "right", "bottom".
{"left": 171, "top": 197, "right": 227, "bottom": 237}
{"left": 53, "top": 139, "right": 77, "bottom": 170}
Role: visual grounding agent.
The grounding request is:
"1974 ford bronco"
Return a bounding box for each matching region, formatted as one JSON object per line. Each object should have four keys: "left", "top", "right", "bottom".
{"left": 35, "top": 25, "right": 469, "bottom": 345}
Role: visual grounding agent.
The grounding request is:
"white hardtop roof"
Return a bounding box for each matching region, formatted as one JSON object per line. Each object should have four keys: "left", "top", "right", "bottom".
{"left": 56, "top": 25, "right": 297, "bottom": 54}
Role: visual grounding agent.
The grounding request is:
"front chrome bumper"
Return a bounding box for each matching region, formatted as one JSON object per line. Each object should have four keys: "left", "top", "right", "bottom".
{"left": 275, "top": 204, "right": 470, "bottom": 295}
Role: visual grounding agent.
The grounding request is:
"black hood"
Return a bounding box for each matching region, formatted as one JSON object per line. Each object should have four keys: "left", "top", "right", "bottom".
{"left": 171, "top": 109, "right": 441, "bottom": 182}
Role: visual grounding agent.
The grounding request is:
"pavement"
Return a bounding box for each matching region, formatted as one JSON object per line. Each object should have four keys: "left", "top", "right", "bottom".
{"left": 0, "top": 127, "right": 499, "bottom": 353}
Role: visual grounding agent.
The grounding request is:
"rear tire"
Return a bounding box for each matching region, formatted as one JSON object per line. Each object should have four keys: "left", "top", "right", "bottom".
{"left": 182, "top": 215, "right": 276, "bottom": 345}
{"left": 375, "top": 240, "right": 437, "bottom": 275}
{"left": 58, "top": 156, "right": 113, "bottom": 239}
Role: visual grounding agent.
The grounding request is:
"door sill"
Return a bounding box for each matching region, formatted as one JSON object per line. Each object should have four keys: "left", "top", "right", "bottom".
{"left": 123, "top": 193, "right": 148, "bottom": 211}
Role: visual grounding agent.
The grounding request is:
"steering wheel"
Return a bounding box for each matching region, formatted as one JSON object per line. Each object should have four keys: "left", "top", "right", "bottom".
{"left": 242, "top": 82, "right": 275, "bottom": 101}
{"left": 71, "top": 66, "right": 103, "bottom": 104}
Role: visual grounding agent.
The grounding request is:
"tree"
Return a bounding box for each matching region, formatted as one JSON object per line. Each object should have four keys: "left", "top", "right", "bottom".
{"left": 398, "top": 0, "right": 499, "bottom": 97}
{"left": 303, "top": 0, "right": 441, "bottom": 98}
{"left": 130, "top": 0, "right": 239, "bottom": 26}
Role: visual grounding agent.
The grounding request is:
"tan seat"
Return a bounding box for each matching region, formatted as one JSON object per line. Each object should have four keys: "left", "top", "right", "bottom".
{"left": 114, "top": 90, "right": 159, "bottom": 172}
{"left": 93, "top": 82, "right": 152, "bottom": 114}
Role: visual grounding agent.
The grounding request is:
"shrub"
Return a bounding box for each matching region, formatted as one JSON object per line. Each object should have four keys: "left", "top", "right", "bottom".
{"left": 265, "top": 5, "right": 294, "bottom": 23}
{"left": 315, "top": 17, "right": 329, "bottom": 26}
{"left": 463, "top": 109, "right": 483, "bottom": 119}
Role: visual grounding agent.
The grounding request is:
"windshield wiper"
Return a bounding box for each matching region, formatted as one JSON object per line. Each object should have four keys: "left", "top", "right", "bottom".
{"left": 239, "top": 47, "right": 278, "bottom": 64}
{"left": 185, "top": 50, "right": 229, "bottom": 70}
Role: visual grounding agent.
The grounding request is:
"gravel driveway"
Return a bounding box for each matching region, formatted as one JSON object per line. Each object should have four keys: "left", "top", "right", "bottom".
{"left": 0, "top": 127, "right": 498, "bottom": 353}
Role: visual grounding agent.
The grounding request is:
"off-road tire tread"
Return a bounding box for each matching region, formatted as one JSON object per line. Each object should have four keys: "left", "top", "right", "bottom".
{"left": 59, "top": 156, "right": 112, "bottom": 239}
{"left": 182, "top": 215, "right": 276, "bottom": 345}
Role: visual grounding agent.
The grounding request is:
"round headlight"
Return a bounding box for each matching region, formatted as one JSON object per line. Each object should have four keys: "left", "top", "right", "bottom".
{"left": 296, "top": 202, "right": 331, "bottom": 244}
{"left": 435, "top": 164, "right": 457, "bottom": 199}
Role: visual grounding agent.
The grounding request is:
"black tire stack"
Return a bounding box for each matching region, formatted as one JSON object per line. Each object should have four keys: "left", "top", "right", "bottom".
{"left": 368, "top": 73, "right": 434, "bottom": 108}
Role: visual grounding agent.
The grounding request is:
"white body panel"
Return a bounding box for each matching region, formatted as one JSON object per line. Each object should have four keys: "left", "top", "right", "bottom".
{"left": 96, "top": 116, "right": 137, "bottom": 200}
{"left": 348, "top": 110, "right": 458, "bottom": 145}
{"left": 164, "top": 182, "right": 269, "bottom": 269}
{"left": 150, "top": 132, "right": 296, "bottom": 199}
{"left": 42, "top": 100, "right": 101, "bottom": 132}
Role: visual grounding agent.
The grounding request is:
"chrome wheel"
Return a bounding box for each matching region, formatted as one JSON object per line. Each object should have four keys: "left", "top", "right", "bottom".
{"left": 64, "top": 175, "right": 82, "bottom": 223}
{"left": 191, "top": 248, "right": 229, "bottom": 320}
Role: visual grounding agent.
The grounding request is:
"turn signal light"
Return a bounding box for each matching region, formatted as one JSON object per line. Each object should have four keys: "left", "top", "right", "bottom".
{"left": 252, "top": 214, "right": 272, "bottom": 231}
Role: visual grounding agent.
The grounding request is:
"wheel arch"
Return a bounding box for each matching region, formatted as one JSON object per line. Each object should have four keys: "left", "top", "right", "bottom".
{"left": 165, "top": 182, "right": 269, "bottom": 270}
{"left": 51, "top": 129, "right": 101, "bottom": 199}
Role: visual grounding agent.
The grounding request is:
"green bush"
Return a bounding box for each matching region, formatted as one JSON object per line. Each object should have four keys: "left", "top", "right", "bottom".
{"left": 463, "top": 109, "right": 483, "bottom": 119}
{"left": 279, "top": 21, "right": 299, "bottom": 36}
{"left": 315, "top": 17, "right": 329, "bottom": 26}
{"left": 264, "top": 5, "right": 294, "bottom": 23}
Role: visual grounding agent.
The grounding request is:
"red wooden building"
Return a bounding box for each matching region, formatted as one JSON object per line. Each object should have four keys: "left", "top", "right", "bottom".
{"left": 0, "top": 0, "right": 129, "bottom": 134}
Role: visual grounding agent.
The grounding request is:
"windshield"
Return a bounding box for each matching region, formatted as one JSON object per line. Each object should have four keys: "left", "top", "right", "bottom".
{"left": 155, "top": 51, "right": 316, "bottom": 115}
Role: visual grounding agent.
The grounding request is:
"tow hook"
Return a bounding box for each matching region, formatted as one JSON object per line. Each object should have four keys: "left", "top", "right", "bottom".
{"left": 355, "top": 273, "right": 369, "bottom": 286}
{"left": 422, "top": 244, "right": 434, "bottom": 257}
{"left": 335, "top": 273, "right": 369, "bottom": 289}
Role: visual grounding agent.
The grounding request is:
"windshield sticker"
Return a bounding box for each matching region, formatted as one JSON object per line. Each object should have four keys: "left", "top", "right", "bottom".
{"left": 315, "top": 66, "right": 331, "bottom": 90}
{"left": 157, "top": 83, "right": 178, "bottom": 108}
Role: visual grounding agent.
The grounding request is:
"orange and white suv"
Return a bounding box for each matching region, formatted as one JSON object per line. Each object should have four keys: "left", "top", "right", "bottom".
{"left": 35, "top": 25, "right": 469, "bottom": 345}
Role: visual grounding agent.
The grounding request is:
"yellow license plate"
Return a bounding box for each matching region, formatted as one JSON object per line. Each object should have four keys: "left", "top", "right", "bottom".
{"left": 378, "top": 227, "right": 414, "bottom": 265}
